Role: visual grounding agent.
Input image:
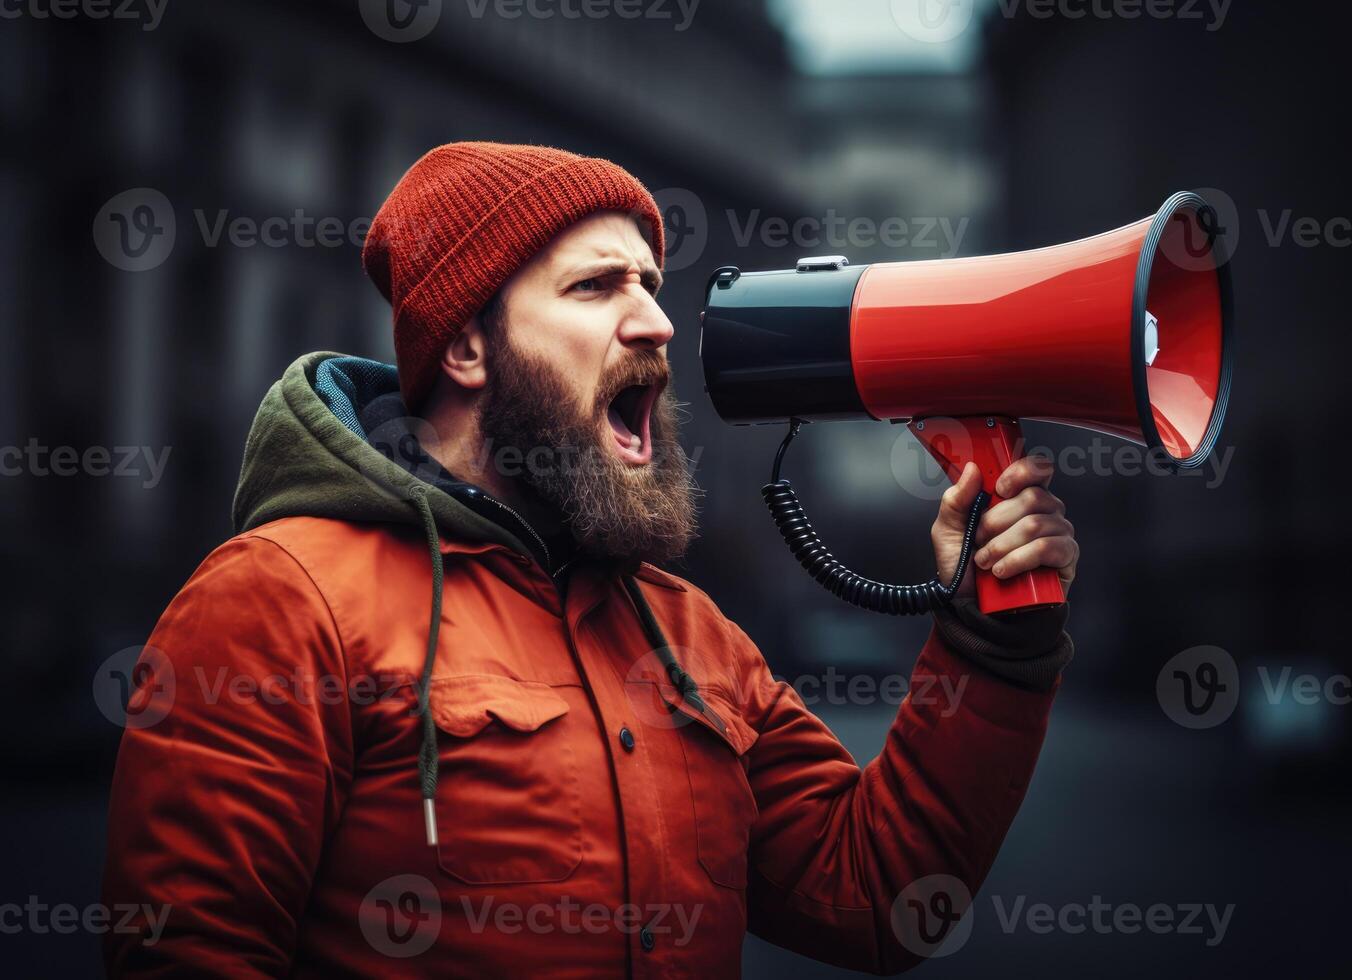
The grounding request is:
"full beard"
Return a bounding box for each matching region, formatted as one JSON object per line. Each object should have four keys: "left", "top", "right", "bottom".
{"left": 476, "top": 334, "right": 700, "bottom": 567}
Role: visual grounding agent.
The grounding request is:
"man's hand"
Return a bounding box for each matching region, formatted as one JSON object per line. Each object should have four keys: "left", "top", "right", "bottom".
{"left": 932, "top": 457, "right": 1078, "bottom": 598}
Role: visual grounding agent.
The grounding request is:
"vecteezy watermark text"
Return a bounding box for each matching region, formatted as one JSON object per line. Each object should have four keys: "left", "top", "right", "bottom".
{"left": 780, "top": 666, "right": 968, "bottom": 717}
{"left": 465, "top": 0, "right": 700, "bottom": 30}
{"left": 655, "top": 187, "right": 973, "bottom": 272}
{"left": 892, "top": 434, "right": 1237, "bottom": 502}
{"left": 461, "top": 896, "right": 702, "bottom": 946}
{"left": 93, "top": 644, "right": 443, "bottom": 730}
{"left": 726, "top": 210, "right": 969, "bottom": 257}
{"left": 359, "top": 0, "right": 700, "bottom": 43}
{"left": 890, "top": 874, "right": 1236, "bottom": 959}
{"left": 195, "top": 209, "right": 372, "bottom": 251}
{"left": 990, "top": 894, "right": 1234, "bottom": 947}
{"left": 0, "top": 897, "right": 171, "bottom": 945}
{"left": 359, "top": 875, "right": 703, "bottom": 957}
{"left": 0, "top": 0, "right": 168, "bottom": 30}
{"left": 1159, "top": 645, "right": 1351, "bottom": 730}
{"left": 890, "top": 0, "right": 1231, "bottom": 45}
{"left": 993, "top": 0, "right": 1231, "bottom": 31}
{"left": 1, "top": 441, "right": 171, "bottom": 489}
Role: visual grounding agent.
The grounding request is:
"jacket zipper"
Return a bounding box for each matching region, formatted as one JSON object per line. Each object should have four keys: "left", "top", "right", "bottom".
{"left": 550, "top": 557, "right": 580, "bottom": 581}
{"left": 478, "top": 493, "right": 552, "bottom": 569}
{"left": 452, "top": 484, "right": 574, "bottom": 588}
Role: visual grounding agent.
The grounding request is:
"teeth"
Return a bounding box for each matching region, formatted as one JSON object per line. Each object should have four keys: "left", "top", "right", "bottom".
{"left": 629, "top": 434, "right": 641, "bottom": 452}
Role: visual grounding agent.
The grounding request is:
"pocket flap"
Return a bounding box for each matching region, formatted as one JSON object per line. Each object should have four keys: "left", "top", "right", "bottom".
{"left": 646, "top": 681, "right": 758, "bottom": 757}
{"left": 696, "top": 687, "right": 759, "bottom": 756}
{"left": 429, "top": 674, "right": 570, "bottom": 737}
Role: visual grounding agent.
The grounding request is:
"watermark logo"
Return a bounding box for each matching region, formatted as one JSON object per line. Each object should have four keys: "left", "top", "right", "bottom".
{"left": 1156, "top": 645, "right": 1240, "bottom": 730}
{"left": 360, "top": 874, "right": 442, "bottom": 957}
{"left": 890, "top": 419, "right": 974, "bottom": 503}
{"left": 891, "top": 882, "right": 1235, "bottom": 955}
{"left": 653, "top": 187, "right": 707, "bottom": 273}
{"left": 891, "top": 873, "right": 974, "bottom": 958}
{"left": 94, "top": 192, "right": 415, "bottom": 272}
{"left": 1157, "top": 187, "right": 1239, "bottom": 273}
{"left": 643, "top": 188, "right": 969, "bottom": 272}
{"left": 890, "top": 0, "right": 978, "bottom": 45}
{"left": 623, "top": 644, "right": 706, "bottom": 730}
{"left": 624, "top": 654, "right": 974, "bottom": 730}
{"left": 93, "top": 188, "right": 176, "bottom": 272}
{"left": 93, "top": 645, "right": 176, "bottom": 730}
{"left": 356, "top": 413, "right": 447, "bottom": 503}
{"left": 1159, "top": 645, "right": 1351, "bottom": 731}
{"left": 892, "top": 0, "right": 1233, "bottom": 45}
{"left": 92, "top": 186, "right": 977, "bottom": 276}
{"left": 360, "top": 0, "right": 443, "bottom": 42}
{"left": 891, "top": 429, "right": 1237, "bottom": 502}
{"left": 1159, "top": 187, "right": 1350, "bottom": 268}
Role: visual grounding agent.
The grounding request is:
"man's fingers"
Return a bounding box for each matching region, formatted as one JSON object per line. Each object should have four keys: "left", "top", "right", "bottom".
{"left": 976, "top": 511, "right": 1074, "bottom": 569}
{"left": 936, "top": 462, "right": 983, "bottom": 529}
{"left": 975, "top": 486, "right": 1066, "bottom": 546}
{"left": 994, "top": 453, "right": 1054, "bottom": 499}
{"left": 976, "top": 518, "right": 1079, "bottom": 578}
{"left": 991, "top": 537, "right": 1079, "bottom": 580}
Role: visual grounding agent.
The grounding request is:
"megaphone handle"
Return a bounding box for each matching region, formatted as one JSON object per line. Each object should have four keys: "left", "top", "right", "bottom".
{"left": 907, "top": 416, "right": 1066, "bottom": 616}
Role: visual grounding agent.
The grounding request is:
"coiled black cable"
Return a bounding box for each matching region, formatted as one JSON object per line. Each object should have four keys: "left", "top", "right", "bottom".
{"left": 762, "top": 419, "right": 989, "bottom": 615}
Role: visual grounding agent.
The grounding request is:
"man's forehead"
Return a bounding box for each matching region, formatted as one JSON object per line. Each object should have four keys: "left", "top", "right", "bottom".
{"left": 546, "top": 212, "right": 656, "bottom": 269}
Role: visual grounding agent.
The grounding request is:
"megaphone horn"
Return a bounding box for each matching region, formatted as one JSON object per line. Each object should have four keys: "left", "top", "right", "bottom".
{"left": 699, "top": 191, "right": 1234, "bottom": 616}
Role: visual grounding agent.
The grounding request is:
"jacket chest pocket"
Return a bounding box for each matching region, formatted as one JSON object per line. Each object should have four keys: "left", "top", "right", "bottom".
{"left": 429, "top": 674, "right": 583, "bottom": 885}
{"left": 674, "top": 688, "right": 760, "bottom": 890}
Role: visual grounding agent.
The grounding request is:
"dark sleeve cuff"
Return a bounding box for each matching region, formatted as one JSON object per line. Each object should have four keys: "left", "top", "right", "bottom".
{"left": 931, "top": 596, "right": 1074, "bottom": 692}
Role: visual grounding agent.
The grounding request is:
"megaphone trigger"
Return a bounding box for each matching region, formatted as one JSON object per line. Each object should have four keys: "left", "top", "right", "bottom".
{"left": 908, "top": 416, "right": 1066, "bottom": 615}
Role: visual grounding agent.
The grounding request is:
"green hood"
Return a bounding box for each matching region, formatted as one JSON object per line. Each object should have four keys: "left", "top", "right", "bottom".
{"left": 231, "top": 350, "right": 532, "bottom": 559}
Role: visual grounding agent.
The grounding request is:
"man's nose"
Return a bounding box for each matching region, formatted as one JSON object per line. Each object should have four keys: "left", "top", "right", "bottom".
{"left": 617, "top": 293, "right": 675, "bottom": 350}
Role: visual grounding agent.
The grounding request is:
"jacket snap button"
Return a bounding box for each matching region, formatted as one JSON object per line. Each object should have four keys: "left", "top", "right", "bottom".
{"left": 619, "top": 727, "right": 636, "bottom": 752}
{"left": 639, "top": 926, "right": 655, "bottom": 951}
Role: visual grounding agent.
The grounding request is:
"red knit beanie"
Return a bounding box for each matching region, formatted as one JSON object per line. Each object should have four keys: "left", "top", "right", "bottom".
{"left": 362, "top": 142, "right": 666, "bottom": 410}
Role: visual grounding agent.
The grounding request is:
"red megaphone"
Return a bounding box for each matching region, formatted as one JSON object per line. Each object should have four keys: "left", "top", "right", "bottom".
{"left": 700, "top": 191, "right": 1234, "bottom": 615}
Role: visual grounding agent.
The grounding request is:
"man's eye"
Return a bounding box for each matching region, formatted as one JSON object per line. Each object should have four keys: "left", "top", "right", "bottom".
{"left": 572, "top": 277, "right": 601, "bottom": 293}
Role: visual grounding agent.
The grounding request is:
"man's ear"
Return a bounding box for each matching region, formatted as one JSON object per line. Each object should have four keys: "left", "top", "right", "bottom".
{"left": 440, "top": 315, "right": 489, "bottom": 391}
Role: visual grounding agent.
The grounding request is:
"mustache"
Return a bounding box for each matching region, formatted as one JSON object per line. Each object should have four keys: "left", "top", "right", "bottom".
{"left": 594, "top": 350, "right": 670, "bottom": 411}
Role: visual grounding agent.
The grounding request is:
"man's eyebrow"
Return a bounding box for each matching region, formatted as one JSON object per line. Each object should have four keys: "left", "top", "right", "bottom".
{"left": 562, "top": 259, "right": 664, "bottom": 292}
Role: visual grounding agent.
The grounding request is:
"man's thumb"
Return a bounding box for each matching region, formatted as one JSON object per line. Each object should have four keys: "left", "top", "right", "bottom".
{"left": 937, "top": 462, "right": 983, "bottom": 528}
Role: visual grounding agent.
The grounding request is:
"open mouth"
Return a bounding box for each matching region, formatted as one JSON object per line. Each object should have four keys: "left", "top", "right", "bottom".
{"left": 606, "top": 381, "right": 662, "bottom": 465}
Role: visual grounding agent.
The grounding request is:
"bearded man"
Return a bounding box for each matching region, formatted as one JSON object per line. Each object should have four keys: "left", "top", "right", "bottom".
{"left": 103, "top": 143, "right": 1077, "bottom": 977}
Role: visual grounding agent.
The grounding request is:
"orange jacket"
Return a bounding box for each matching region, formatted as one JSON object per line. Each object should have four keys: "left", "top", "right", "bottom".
{"left": 103, "top": 354, "right": 1069, "bottom": 977}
